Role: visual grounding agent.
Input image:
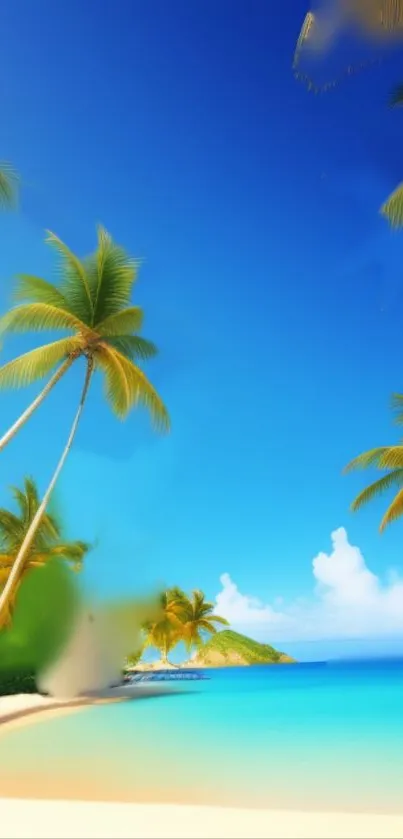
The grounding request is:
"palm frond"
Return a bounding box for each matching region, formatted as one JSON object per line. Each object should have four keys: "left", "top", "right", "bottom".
{"left": 380, "top": 183, "right": 403, "bottom": 227}
{"left": 13, "top": 275, "right": 71, "bottom": 310}
{"left": 45, "top": 540, "right": 90, "bottom": 561}
{"left": 380, "top": 487, "right": 403, "bottom": 532}
{"left": 0, "top": 302, "right": 85, "bottom": 336}
{"left": 105, "top": 345, "right": 169, "bottom": 429}
{"left": 88, "top": 226, "right": 140, "bottom": 324}
{"left": 108, "top": 336, "right": 158, "bottom": 362}
{"left": 96, "top": 307, "right": 143, "bottom": 337}
{"left": 351, "top": 470, "right": 403, "bottom": 513}
{"left": 95, "top": 344, "right": 169, "bottom": 429}
{"left": 95, "top": 345, "right": 131, "bottom": 417}
{"left": 11, "top": 477, "right": 39, "bottom": 525}
{"left": 0, "top": 511, "right": 25, "bottom": 546}
{"left": 197, "top": 620, "right": 219, "bottom": 635}
{"left": 45, "top": 230, "right": 94, "bottom": 323}
{"left": 0, "top": 163, "right": 19, "bottom": 209}
{"left": 391, "top": 393, "right": 403, "bottom": 425}
{"left": 344, "top": 447, "right": 393, "bottom": 473}
{"left": 0, "top": 337, "right": 80, "bottom": 389}
{"left": 204, "top": 614, "right": 229, "bottom": 626}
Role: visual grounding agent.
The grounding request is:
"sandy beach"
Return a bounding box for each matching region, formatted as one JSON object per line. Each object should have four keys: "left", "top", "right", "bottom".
{"left": 1, "top": 799, "right": 403, "bottom": 839}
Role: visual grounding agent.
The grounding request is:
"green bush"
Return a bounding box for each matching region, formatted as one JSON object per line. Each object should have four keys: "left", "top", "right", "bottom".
{"left": 0, "top": 669, "right": 37, "bottom": 696}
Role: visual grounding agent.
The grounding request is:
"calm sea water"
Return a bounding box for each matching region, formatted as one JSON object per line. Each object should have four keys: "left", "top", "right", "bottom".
{"left": 1, "top": 660, "right": 403, "bottom": 812}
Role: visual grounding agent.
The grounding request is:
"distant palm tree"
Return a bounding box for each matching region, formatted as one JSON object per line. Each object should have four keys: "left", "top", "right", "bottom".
{"left": 344, "top": 394, "right": 403, "bottom": 531}
{"left": 0, "top": 226, "right": 169, "bottom": 624}
{"left": 142, "top": 588, "right": 228, "bottom": 664}
{"left": 0, "top": 477, "right": 88, "bottom": 627}
{"left": 142, "top": 588, "right": 186, "bottom": 666}
{"left": 0, "top": 163, "right": 19, "bottom": 210}
{"left": 179, "top": 589, "right": 228, "bottom": 654}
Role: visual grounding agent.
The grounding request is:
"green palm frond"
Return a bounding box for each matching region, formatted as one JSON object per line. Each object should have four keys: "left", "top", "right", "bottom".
{"left": 390, "top": 84, "right": 403, "bottom": 106}
{"left": 0, "top": 302, "right": 85, "bottom": 336}
{"left": 0, "top": 510, "right": 25, "bottom": 548}
{"left": 350, "top": 470, "right": 403, "bottom": 513}
{"left": 45, "top": 230, "right": 94, "bottom": 323}
{"left": 197, "top": 619, "right": 219, "bottom": 634}
{"left": 0, "top": 337, "right": 81, "bottom": 389}
{"left": 380, "top": 487, "right": 403, "bottom": 532}
{"left": 96, "top": 307, "right": 144, "bottom": 336}
{"left": 202, "top": 614, "right": 228, "bottom": 626}
{"left": 376, "top": 447, "right": 403, "bottom": 469}
{"left": 96, "top": 344, "right": 169, "bottom": 428}
{"left": 13, "top": 275, "right": 71, "bottom": 310}
{"left": 87, "top": 226, "right": 140, "bottom": 324}
{"left": 112, "top": 347, "right": 169, "bottom": 429}
{"left": 0, "top": 163, "right": 19, "bottom": 209}
{"left": 95, "top": 345, "right": 131, "bottom": 417}
{"left": 344, "top": 447, "right": 393, "bottom": 472}
{"left": 108, "top": 335, "right": 158, "bottom": 362}
{"left": 11, "top": 477, "right": 40, "bottom": 526}
{"left": 380, "top": 183, "right": 403, "bottom": 227}
{"left": 46, "top": 540, "right": 90, "bottom": 561}
{"left": 391, "top": 393, "right": 403, "bottom": 425}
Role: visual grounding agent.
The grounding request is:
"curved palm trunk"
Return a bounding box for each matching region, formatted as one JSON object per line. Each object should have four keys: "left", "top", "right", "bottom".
{"left": 0, "top": 357, "right": 74, "bottom": 453}
{"left": 0, "top": 359, "right": 93, "bottom": 626}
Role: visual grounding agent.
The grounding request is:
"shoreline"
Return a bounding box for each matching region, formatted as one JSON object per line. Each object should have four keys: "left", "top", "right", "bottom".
{"left": 0, "top": 684, "right": 189, "bottom": 736}
{"left": 0, "top": 799, "right": 403, "bottom": 839}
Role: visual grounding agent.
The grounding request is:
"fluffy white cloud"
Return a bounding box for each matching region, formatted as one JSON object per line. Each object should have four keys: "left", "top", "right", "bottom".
{"left": 215, "top": 528, "right": 403, "bottom": 642}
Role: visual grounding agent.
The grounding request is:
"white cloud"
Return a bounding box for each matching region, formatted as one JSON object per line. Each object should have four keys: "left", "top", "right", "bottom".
{"left": 215, "top": 528, "right": 403, "bottom": 642}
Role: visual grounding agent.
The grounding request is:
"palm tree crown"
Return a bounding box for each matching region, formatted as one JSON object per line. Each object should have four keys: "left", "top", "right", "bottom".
{"left": 344, "top": 394, "right": 403, "bottom": 531}
{"left": 178, "top": 589, "right": 229, "bottom": 652}
{"left": 0, "top": 476, "right": 89, "bottom": 625}
{"left": 0, "top": 226, "right": 169, "bottom": 427}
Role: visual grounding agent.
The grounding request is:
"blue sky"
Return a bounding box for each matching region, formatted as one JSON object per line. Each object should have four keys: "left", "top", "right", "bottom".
{"left": 1, "top": 0, "right": 403, "bottom": 658}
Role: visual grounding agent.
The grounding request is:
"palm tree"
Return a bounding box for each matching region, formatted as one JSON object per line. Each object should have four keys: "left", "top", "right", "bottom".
{"left": 344, "top": 394, "right": 403, "bottom": 531}
{"left": 0, "top": 226, "right": 169, "bottom": 624}
{"left": 0, "top": 476, "right": 89, "bottom": 627}
{"left": 179, "top": 589, "right": 229, "bottom": 655}
{"left": 142, "top": 588, "right": 187, "bottom": 666}
{"left": 0, "top": 162, "right": 19, "bottom": 209}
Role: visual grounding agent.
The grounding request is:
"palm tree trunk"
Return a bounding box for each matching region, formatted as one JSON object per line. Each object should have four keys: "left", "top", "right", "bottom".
{"left": 0, "top": 358, "right": 93, "bottom": 626}
{"left": 0, "top": 357, "right": 74, "bottom": 453}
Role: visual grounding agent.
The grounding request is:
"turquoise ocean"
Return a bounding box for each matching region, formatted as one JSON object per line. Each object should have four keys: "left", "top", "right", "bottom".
{"left": 1, "top": 660, "right": 403, "bottom": 812}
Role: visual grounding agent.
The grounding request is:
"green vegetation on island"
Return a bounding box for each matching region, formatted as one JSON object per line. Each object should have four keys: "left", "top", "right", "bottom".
{"left": 188, "top": 630, "right": 295, "bottom": 668}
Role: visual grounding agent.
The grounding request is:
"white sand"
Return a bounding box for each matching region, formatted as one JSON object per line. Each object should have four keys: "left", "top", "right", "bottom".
{"left": 0, "top": 799, "right": 403, "bottom": 839}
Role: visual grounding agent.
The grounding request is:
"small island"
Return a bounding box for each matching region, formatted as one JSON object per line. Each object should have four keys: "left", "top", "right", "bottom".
{"left": 185, "top": 630, "right": 296, "bottom": 667}
{"left": 133, "top": 630, "right": 296, "bottom": 670}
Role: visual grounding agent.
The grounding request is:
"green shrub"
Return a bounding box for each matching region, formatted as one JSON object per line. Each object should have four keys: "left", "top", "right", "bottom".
{"left": 0, "top": 669, "right": 37, "bottom": 696}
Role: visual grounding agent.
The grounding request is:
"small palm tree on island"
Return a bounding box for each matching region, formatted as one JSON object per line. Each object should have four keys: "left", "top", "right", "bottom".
{"left": 345, "top": 395, "right": 403, "bottom": 531}
{"left": 0, "top": 226, "right": 169, "bottom": 624}
{"left": 179, "top": 589, "right": 229, "bottom": 655}
{"left": 142, "top": 589, "right": 186, "bottom": 667}
{"left": 142, "top": 588, "right": 229, "bottom": 667}
{"left": 0, "top": 477, "right": 89, "bottom": 627}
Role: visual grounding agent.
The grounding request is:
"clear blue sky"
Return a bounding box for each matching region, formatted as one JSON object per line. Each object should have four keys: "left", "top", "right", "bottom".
{"left": 1, "top": 0, "right": 403, "bottom": 657}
